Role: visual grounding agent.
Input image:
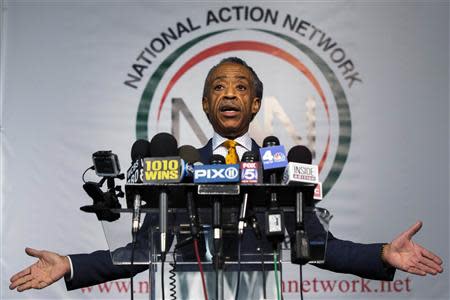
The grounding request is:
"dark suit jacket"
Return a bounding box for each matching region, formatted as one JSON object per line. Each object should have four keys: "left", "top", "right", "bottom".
{"left": 66, "top": 138, "right": 394, "bottom": 290}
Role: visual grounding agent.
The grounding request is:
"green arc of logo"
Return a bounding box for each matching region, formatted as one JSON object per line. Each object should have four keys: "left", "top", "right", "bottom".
{"left": 136, "top": 28, "right": 351, "bottom": 197}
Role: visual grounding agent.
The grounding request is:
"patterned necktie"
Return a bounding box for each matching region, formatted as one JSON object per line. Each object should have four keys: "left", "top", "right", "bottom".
{"left": 223, "top": 140, "right": 239, "bottom": 164}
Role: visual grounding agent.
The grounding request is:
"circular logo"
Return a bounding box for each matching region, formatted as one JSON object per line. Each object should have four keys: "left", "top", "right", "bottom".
{"left": 135, "top": 28, "right": 351, "bottom": 197}
{"left": 225, "top": 167, "right": 239, "bottom": 179}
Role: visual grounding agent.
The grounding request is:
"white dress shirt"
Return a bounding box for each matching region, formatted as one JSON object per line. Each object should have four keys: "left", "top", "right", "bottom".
{"left": 211, "top": 132, "right": 253, "bottom": 160}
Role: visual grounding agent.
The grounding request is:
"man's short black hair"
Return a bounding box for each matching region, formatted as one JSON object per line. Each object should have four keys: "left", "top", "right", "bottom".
{"left": 202, "top": 57, "right": 263, "bottom": 100}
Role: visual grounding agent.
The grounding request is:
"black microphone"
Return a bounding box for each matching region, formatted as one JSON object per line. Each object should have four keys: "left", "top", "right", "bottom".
{"left": 150, "top": 132, "right": 178, "bottom": 258}
{"left": 210, "top": 154, "right": 225, "bottom": 268}
{"left": 178, "top": 145, "right": 201, "bottom": 240}
{"left": 261, "top": 136, "right": 287, "bottom": 243}
{"left": 287, "top": 145, "right": 314, "bottom": 265}
{"left": 238, "top": 151, "right": 260, "bottom": 236}
{"left": 131, "top": 139, "right": 152, "bottom": 162}
{"left": 127, "top": 139, "right": 152, "bottom": 241}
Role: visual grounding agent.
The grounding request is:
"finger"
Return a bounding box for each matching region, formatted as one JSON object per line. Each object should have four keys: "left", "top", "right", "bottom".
{"left": 406, "top": 266, "right": 426, "bottom": 276}
{"left": 420, "top": 246, "right": 443, "bottom": 265}
{"left": 404, "top": 221, "right": 423, "bottom": 240}
{"left": 16, "top": 280, "right": 34, "bottom": 292}
{"left": 9, "top": 267, "right": 31, "bottom": 284}
{"left": 25, "top": 247, "right": 43, "bottom": 259}
{"left": 417, "top": 261, "right": 440, "bottom": 275}
{"left": 37, "top": 281, "right": 49, "bottom": 289}
{"left": 419, "top": 255, "right": 444, "bottom": 273}
{"left": 9, "top": 274, "right": 33, "bottom": 290}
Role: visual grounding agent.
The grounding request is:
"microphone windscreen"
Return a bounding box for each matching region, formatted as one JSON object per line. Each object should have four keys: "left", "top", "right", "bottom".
{"left": 150, "top": 132, "right": 178, "bottom": 157}
{"left": 242, "top": 151, "right": 259, "bottom": 162}
{"left": 287, "top": 145, "right": 312, "bottom": 164}
{"left": 178, "top": 145, "right": 201, "bottom": 163}
{"left": 210, "top": 154, "right": 225, "bottom": 164}
{"left": 131, "top": 139, "right": 151, "bottom": 162}
{"left": 262, "top": 136, "right": 280, "bottom": 147}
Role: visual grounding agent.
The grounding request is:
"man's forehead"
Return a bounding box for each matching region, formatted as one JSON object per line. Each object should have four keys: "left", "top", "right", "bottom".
{"left": 210, "top": 62, "right": 252, "bottom": 81}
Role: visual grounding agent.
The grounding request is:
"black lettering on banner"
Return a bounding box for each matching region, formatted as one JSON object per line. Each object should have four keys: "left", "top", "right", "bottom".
{"left": 206, "top": 9, "right": 220, "bottom": 25}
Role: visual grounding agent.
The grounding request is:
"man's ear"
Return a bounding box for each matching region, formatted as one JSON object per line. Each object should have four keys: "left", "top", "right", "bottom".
{"left": 202, "top": 97, "right": 209, "bottom": 115}
{"left": 251, "top": 97, "right": 261, "bottom": 115}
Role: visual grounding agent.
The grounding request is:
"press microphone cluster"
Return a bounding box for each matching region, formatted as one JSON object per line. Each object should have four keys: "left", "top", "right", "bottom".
{"left": 124, "top": 133, "right": 321, "bottom": 264}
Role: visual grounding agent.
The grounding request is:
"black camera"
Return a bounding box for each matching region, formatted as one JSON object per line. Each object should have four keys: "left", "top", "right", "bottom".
{"left": 92, "top": 151, "right": 121, "bottom": 177}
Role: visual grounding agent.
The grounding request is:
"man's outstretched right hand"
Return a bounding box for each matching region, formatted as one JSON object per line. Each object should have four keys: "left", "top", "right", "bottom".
{"left": 9, "top": 247, "right": 70, "bottom": 292}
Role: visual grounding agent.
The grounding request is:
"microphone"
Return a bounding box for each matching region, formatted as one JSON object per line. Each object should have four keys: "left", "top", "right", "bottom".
{"left": 178, "top": 145, "right": 201, "bottom": 240}
{"left": 285, "top": 145, "right": 317, "bottom": 265}
{"left": 260, "top": 136, "right": 288, "bottom": 184}
{"left": 260, "top": 136, "right": 287, "bottom": 243}
{"left": 149, "top": 132, "right": 178, "bottom": 258}
{"left": 127, "top": 139, "right": 151, "bottom": 184}
{"left": 126, "top": 139, "right": 152, "bottom": 241}
{"left": 209, "top": 154, "right": 226, "bottom": 269}
{"left": 238, "top": 151, "right": 261, "bottom": 236}
{"left": 178, "top": 145, "right": 203, "bottom": 181}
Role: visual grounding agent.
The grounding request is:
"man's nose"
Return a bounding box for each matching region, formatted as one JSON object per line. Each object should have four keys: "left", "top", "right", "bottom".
{"left": 223, "top": 86, "right": 237, "bottom": 99}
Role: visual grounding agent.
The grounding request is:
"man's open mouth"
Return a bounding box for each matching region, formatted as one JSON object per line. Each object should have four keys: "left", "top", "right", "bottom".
{"left": 219, "top": 105, "right": 241, "bottom": 117}
{"left": 220, "top": 104, "right": 240, "bottom": 112}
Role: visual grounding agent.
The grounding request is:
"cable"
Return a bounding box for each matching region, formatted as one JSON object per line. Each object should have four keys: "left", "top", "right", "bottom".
{"left": 130, "top": 240, "right": 136, "bottom": 300}
{"left": 82, "top": 165, "right": 94, "bottom": 183}
{"left": 280, "top": 261, "right": 284, "bottom": 300}
{"left": 274, "top": 250, "right": 281, "bottom": 300}
{"left": 235, "top": 238, "right": 242, "bottom": 300}
{"left": 259, "top": 247, "right": 267, "bottom": 300}
{"left": 161, "top": 253, "right": 166, "bottom": 300}
{"left": 168, "top": 250, "right": 177, "bottom": 300}
{"left": 194, "top": 239, "right": 209, "bottom": 300}
{"left": 299, "top": 265, "right": 304, "bottom": 300}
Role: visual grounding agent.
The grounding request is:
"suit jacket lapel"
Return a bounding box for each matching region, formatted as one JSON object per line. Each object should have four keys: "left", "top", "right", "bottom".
{"left": 198, "top": 139, "right": 213, "bottom": 164}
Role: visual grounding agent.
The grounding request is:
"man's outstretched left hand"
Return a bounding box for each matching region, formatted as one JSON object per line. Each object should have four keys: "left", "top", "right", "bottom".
{"left": 382, "top": 221, "right": 443, "bottom": 276}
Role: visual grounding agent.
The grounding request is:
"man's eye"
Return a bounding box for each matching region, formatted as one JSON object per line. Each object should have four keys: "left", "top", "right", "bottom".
{"left": 236, "top": 84, "right": 247, "bottom": 91}
{"left": 214, "top": 84, "right": 224, "bottom": 91}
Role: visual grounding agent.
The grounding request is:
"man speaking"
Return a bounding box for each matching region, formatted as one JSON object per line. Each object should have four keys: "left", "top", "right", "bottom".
{"left": 9, "top": 57, "right": 443, "bottom": 293}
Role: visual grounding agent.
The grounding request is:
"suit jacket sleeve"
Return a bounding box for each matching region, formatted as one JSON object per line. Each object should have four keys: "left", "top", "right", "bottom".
{"left": 65, "top": 214, "right": 157, "bottom": 290}
{"left": 305, "top": 209, "right": 395, "bottom": 280}
{"left": 315, "top": 234, "right": 395, "bottom": 280}
{"left": 65, "top": 250, "right": 148, "bottom": 290}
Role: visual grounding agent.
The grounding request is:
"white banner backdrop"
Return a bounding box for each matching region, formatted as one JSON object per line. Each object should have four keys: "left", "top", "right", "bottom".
{"left": 1, "top": 1, "right": 449, "bottom": 299}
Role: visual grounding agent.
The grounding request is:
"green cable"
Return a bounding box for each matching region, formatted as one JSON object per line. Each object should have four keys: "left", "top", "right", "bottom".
{"left": 273, "top": 250, "right": 281, "bottom": 300}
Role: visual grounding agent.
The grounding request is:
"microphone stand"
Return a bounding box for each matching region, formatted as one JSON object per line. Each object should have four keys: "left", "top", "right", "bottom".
{"left": 291, "top": 190, "right": 310, "bottom": 265}
{"left": 212, "top": 194, "right": 223, "bottom": 300}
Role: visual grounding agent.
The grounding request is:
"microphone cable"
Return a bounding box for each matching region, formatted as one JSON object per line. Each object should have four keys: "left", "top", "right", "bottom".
{"left": 129, "top": 240, "right": 136, "bottom": 300}
{"left": 299, "top": 265, "right": 304, "bottom": 300}
{"left": 161, "top": 252, "right": 166, "bottom": 300}
{"left": 273, "top": 249, "right": 282, "bottom": 300}
{"left": 168, "top": 249, "right": 177, "bottom": 300}
{"left": 82, "top": 165, "right": 95, "bottom": 183}
{"left": 194, "top": 238, "right": 209, "bottom": 300}
{"left": 259, "top": 247, "right": 267, "bottom": 299}
{"left": 235, "top": 237, "right": 242, "bottom": 300}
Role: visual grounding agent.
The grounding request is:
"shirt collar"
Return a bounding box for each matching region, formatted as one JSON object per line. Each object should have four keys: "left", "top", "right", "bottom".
{"left": 212, "top": 132, "right": 252, "bottom": 152}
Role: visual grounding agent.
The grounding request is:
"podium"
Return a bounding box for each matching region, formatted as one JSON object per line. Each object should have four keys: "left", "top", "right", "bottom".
{"left": 98, "top": 183, "right": 332, "bottom": 300}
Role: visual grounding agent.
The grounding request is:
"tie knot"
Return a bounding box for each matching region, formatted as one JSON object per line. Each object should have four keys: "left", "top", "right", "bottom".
{"left": 223, "top": 139, "right": 237, "bottom": 150}
{"left": 223, "top": 140, "right": 238, "bottom": 164}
